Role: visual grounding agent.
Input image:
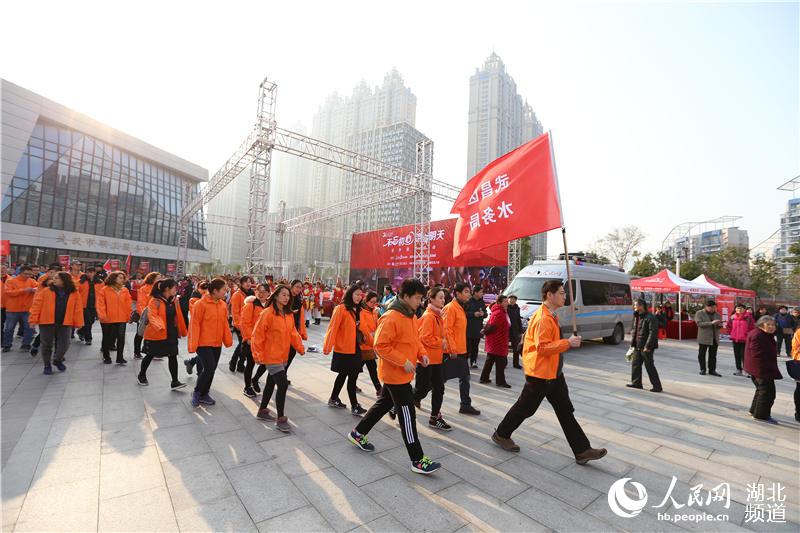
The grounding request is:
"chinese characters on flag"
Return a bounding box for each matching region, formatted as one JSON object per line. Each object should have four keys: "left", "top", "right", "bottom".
{"left": 451, "top": 132, "right": 563, "bottom": 257}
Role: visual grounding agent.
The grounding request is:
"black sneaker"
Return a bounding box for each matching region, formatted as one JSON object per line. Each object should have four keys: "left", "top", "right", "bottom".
{"left": 348, "top": 430, "right": 375, "bottom": 452}
{"left": 103, "top": 356, "right": 112, "bottom": 364}
{"left": 30, "top": 347, "right": 38, "bottom": 357}
{"left": 351, "top": 405, "right": 367, "bottom": 417}
{"left": 137, "top": 375, "right": 149, "bottom": 386}
{"left": 709, "top": 371, "right": 722, "bottom": 377}
{"left": 429, "top": 415, "right": 453, "bottom": 431}
{"left": 459, "top": 405, "right": 481, "bottom": 416}
{"left": 229, "top": 360, "right": 237, "bottom": 372}
{"left": 252, "top": 381, "right": 261, "bottom": 394}
{"left": 184, "top": 358, "right": 194, "bottom": 375}
{"left": 171, "top": 381, "right": 186, "bottom": 391}
{"left": 411, "top": 456, "right": 441, "bottom": 475}
{"left": 1, "top": 346, "right": 10, "bottom": 353}
{"left": 85, "top": 340, "right": 92, "bottom": 346}
{"left": 243, "top": 387, "right": 257, "bottom": 398}
{"left": 20, "top": 344, "right": 31, "bottom": 351}
{"left": 77, "top": 334, "right": 84, "bottom": 342}
{"left": 699, "top": 371, "right": 707, "bottom": 375}
{"left": 327, "top": 398, "right": 347, "bottom": 409}
{"left": 133, "top": 353, "right": 143, "bottom": 360}
{"left": 54, "top": 361, "right": 66, "bottom": 372}
{"left": 116, "top": 358, "right": 127, "bottom": 366}
{"left": 388, "top": 407, "right": 397, "bottom": 420}
{"left": 236, "top": 363, "right": 246, "bottom": 373}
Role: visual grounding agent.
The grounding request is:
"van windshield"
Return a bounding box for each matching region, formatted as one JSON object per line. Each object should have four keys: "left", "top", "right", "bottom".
{"left": 504, "top": 277, "right": 573, "bottom": 305}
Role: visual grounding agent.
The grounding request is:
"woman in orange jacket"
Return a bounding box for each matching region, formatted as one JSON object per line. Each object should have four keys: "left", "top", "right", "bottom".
{"left": 30, "top": 272, "right": 84, "bottom": 375}
{"left": 251, "top": 284, "right": 305, "bottom": 432}
{"left": 188, "top": 278, "right": 232, "bottom": 408}
{"left": 359, "top": 291, "right": 381, "bottom": 396}
{"left": 323, "top": 284, "right": 367, "bottom": 416}
{"left": 96, "top": 271, "right": 132, "bottom": 365}
{"left": 134, "top": 272, "right": 160, "bottom": 359}
{"left": 137, "top": 279, "right": 188, "bottom": 390}
{"left": 241, "top": 284, "right": 270, "bottom": 397}
{"left": 413, "top": 287, "right": 452, "bottom": 431}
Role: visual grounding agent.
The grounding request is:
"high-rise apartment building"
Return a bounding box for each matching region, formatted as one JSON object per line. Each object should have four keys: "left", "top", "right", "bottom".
{"left": 774, "top": 198, "right": 800, "bottom": 276}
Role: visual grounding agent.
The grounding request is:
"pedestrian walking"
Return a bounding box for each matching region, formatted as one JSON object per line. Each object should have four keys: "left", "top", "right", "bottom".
{"left": 76, "top": 268, "right": 100, "bottom": 345}
{"left": 241, "top": 283, "right": 270, "bottom": 397}
{"left": 360, "top": 291, "right": 382, "bottom": 396}
{"left": 285, "top": 280, "right": 308, "bottom": 383}
{"left": 133, "top": 272, "right": 159, "bottom": 359}
{"left": 773, "top": 305, "right": 795, "bottom": 357}
{"left": 480, "top": 295, "right": 512, "bottom": 388}
{"left": 378, "top": 284, "right": 395, "bottom": 316}
{"left": 1, "top": 265, "right": 38, "bottom": 352}
{"left": 744, "top": 316, "right": 782, "bottom": 424}
{"left": 228, "top": 276, "right": 255, "bottom": 373}
{"left": 347, "top": 278, "right": 442, "bottom": 475}
{"left": 251, "top": 284, "right": 306, "bottom": 432}
{"left": 790, "top": 327, "right": 800, "bottom": 422}
{"left": 188, "top": 278, "right": 232, "bottom": 408}
{"left": 29, "top": 272, "right": 83, "bottom": 375}
{"left": 626, "top": 299, "right": 663, "bottom": 392}
{"left": 97, "top": 271, "right": 132, "bottom": 365}
{"left": 492, "top": 279, "right": 608, "bottom": 465}
{"left": 414, "top": 287, "right": 452, "bottom": 431}
{"left": 695, "top": 300, "right": 723, "bottom": 376}
{"left": 727, "top": 304, "right": 755, "bottom": 376}
{"left": 465, "top": 285, "right": 487, "bottom": 368}
{"left": 137, "top": 279, "right": 187, "bottom": 390}
{"left": 507, "top": 294, "right": 523, "bottom": 369}
{"left": 443, "top": 282, "right": 480, "bottom": 415}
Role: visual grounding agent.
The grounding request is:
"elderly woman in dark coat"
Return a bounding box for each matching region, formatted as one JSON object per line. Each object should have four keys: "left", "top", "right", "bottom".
{"left": 744, "top": 316, "right": 782, "bottom": 424}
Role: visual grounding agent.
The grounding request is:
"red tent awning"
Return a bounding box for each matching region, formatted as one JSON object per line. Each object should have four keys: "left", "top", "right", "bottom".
{"left": 631, "top": 269, "right": 720, "bottom": 295}
{"left": 692, "top": 274, "right": 756, "bottom": 299}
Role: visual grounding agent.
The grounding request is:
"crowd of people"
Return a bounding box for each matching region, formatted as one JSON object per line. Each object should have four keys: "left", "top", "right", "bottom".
{"left": 1, "top": 261, "right": 798, "bottom": 477}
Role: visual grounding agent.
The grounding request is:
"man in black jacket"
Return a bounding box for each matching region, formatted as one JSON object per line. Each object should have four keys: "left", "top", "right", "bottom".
{"left": 627, "top": 299, "right": 663, "bottom": 392}
{"left": 465, "top": 286, "right": 488, "bottom": 368}
{"left": 507, "top": 295, "right": 523, "bottom": 369}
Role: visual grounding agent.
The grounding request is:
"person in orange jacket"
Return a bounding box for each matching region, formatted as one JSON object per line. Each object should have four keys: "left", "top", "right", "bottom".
{"left": 324, "top": 284, "right": 368, "bottom": 416}
{"left": 182, "top": 281, "right": 209, "bottom": 376}
{"left": 347, "top": 278, "right": 442, "bottom": 475}
{"left": 228, "top": 276, "right": 254, "bottom": 373}
{"left": 188, "top": 277, "right": 232, "bottom": 408}
{"left": 96, "top": 271, "right": 133, "bottom": 365}
{"left": 2, "top": 265, "right": 39, "bottom": 351}
{"left": 30, "top": 272, "right": 84, "bottom": 374}
{"left": 137, "top": 279, "right": 188, "bottom": 390}
{"left": 67, "top": 260, "right": 84, "bottom": 340}
{"left": 241, "top": 283, "right": 270, "bottom": 397}
{"left": 492, "top": 279, "right": 607, "bottom": 465}
{"left": 284, "top": 279, "right": 308, "bottom": 383}
{"left": 76, "top": 268, "right": 102, "bottom": 345}
{"left": 0, "top": 264, "right": 7, "bottom": 333}
{"left": 791, "top": 328, "right": 800, "bottom": 422}
{"left": 252, "top": 284, "right": 305, "bottom": 432}
{"left": 359, "top": 291, "right": 381, "bottom": 396}
{"left": 414, "top": 287, "right": 452, "bottom": 431}
{"left": 133, "top": 272, "right": 160, "bottom": 359}
{"left": 442, "top": 282, "right": 480, "bottom": 415}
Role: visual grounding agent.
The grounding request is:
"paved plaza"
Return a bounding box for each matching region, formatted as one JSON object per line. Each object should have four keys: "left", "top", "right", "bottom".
{"left": 1, "top": 322, "right": 798, "bottom": 532}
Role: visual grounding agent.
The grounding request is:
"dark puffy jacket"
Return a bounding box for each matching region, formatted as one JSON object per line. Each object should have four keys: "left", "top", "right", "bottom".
{"left": 465, "top": 296, "right": 487, "bottom": 339}
{"left": 744, "top": 328, "right": 782, "bottom": 380}
{"left": 507, "top": 303, "right": 523, "bottom": 337}
{"left": 774, "top": 312, "right": 796, "bottom": 331}
{"left": 632, "top": 311, "right": 659, "bottom": 351}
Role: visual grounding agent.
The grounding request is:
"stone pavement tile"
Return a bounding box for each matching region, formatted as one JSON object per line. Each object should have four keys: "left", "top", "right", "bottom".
{"left": 315, "top": 439, "right": 394, "bottom": 487}
{"left": 437, "top": 481, "right": 550, "bottom": 532}
{"left": 427, "top": 427, "right": 509, "bottom": 467}
{"left": 68, "top": 367, "right": 104, "bottom": 383}
{"left": 63, "top": 378, "right": 103, "bottom": 398}
{"left": 374, "top": 445, "right": 463, "bottom": 493}
{"left": 604, "top": 409, "right": 684, "bottom": 437}
{"left": 330, "top": 421, "right": 404, "bottom": 452}
{"left": 581, "top": 422, "right": 660, "bottom": 454}
{"left": 627, "top": 427, "right": 713, "bottom": 459}
{"left": 708, "top": 450, "right": 797, "bottom": 486}
{"left": 146, "top": 400, "right": 195, "bottom": 430}
{"left": 591, "top": 441, "right": 692, "bottom": 480}
{"left": 101, "top": 417, "right": 154, "bottom": 454}
{"left": 291, "top": 467, "right": 386, "bottom": 532}
{"left": 102, "top": 397, "right": 147, "bottom": 425}
{"left": 98, "top": 485, "right": 179, "bottom": 532}
{"left": 176, "top": 494, "right": 259, "bottom": 533}
{"left": 152, "top": 421, "right": 210, "bottom": 462}
{"left": 100, "top": 444, "right": 165, "bottom": 500}
{"left": 678, "top": 431, "right": 771, "bottom": 461}
{"left": 227, "top": 460, "right": 308, "bottom": 523}
{"left": 363, "top": 474, "right": 467, "bottom": 532}
{"left": 509, "top": 437, "right": 575, "bottom": 472}
{"left": 44, "top": 413, "right": 102, "bottom": 448}
{"left": 206, "top": 428, "right": 269, "bottom": 470}
{"left": 439, "top": 453, "right": 530, "bottom": 502}
{"left": 507, "top": 487, "right": 613, "bottom": 532}
{"left": 55, "top": 393, "right": 103, "bottom": 419}
{"left": 192, "top": 403, "right": 245, "bottom": 435}
{"left": 14, "top": 476, "right": 99, "bottom": 532}
{"left": 219, "top": 392, "right": 261, "bottom": 418}
{"left": 496, "top": 456, "right": 601, "bottom": 509}
{"left": 582, "top": 494, "right": 686, "bottom": 532}
{"left": 652, "top": 447, "right": 754, "bottom": 486}
{"left": 453, "top": 522, "right": 485, "bottom": 532}
{"left": 30, "top": 439, "right": 100, "bottom": 490}
{"left": 259, "top": 435, "right": 331, "bottom": 478}
{"left": 559, "top": 461, "right": 627, "bottom": 495}
{"left": 1, "top": 449, "right": 42, "bottom": 525}
{"left": 348, "top": 513, "right": 410, "bottom": 533}
{"left": 256, "top": 505, "right": 335, "bottom": 532}
{"left": 238, "top": 412, "right": 295, "bottom": 442}
{"left": 162, "top": 452, "right": 236, "bottom": 512}
{"left": 292, "top": 416, "right": 353, "bottom": 449}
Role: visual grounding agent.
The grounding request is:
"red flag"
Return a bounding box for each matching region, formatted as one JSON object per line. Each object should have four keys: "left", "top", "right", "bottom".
{"left": 103, "top": 258, "right": 112, "bottom": 272}
{"left": 125, "top": 253, "right": 132, "bottom": 274}
{"left": 451, "top": 132, "right": 562, "bottom": 257}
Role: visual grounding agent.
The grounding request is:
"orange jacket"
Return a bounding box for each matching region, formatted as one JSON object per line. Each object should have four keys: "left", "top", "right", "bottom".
{"left": 359, "top": 307, "right": 377, "bottom": 351}
{"left": 4, "top": 276, "right": 39, "bottom": 312}
{"left": 137, "top": 283, "right": 154, "bottom": 314}
{"left": 324, "top": 304, "right": 360, "bottom": 354}
{"left": 0, "top": 275, "right": 5, "bottom": 309}
{"left": 522, "top": 305, "right": 571, "bottom": 380}
{"left": 96, "top": 285, "right": 132, "bottom": 324}
{"left": 792, "top": 329, "right": 800, "bottom": 361}
{"left": 240, "top": 296, "right": 268, "bottom": 342}
{"left": 143, "top": 297, "right": 188, "bottom": 341}
{"left": 418, "top": 306, "right": 446, "bottom": 364}
{"left": 189, "top": 296, "right": 201, "bottom": 313}
{"left": 29, "top": 287, "right": 84, "bottom": 327}
{"left": 442, "top": 300, "right": 467, "bottom": 355}
{"left": 230, "top": 289, "right": 248, "bottom": 328}
{"left": 251, "top": 306, "right": 305, "bottom": 366}
{"left": 294, "top": 306, "right": 308, "bottom": 340}
{"left": 375, "top": 303, "right": 426, "bottom": 385}
{"left": 188, "top": 294, "right": 233, "bottom": 353}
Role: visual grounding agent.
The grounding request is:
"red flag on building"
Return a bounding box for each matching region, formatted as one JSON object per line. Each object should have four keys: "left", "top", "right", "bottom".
{"left": 103, "top": 258, "right": 113, "bottom": 272}
{"left": 451, "top": 132, "right": 562, "bottom": 258}
{"left": 125, "top": 253, "right": 132, "bottom": 274}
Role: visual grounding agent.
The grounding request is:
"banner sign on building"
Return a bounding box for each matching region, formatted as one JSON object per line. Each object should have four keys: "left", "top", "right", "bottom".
{"left": 166, "top": 263, "right": 176, "bottom": 273}
{"left": 0, "top": 240, "right": 10, "bottom": 256}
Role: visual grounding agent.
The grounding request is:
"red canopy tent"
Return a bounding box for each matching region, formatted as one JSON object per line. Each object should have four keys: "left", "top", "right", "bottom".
{"left": 691, "top": 275, "right": 756, "bottom": 299}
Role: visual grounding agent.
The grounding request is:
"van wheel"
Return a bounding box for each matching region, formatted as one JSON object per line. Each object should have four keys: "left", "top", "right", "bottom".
{"left": 604, "top": 324, "right": 624, "bottom": 345}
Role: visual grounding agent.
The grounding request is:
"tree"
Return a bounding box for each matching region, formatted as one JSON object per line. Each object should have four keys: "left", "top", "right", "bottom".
{"left": 519, "top": 237, "right": 532, "bottom": 267}
{"left": 749, "top": 256, "right": 781, "bottom": 298}
{"left": 596, "top": 226, "right": 646, "bottom": 269}
{"left": 583, "top": 250, "right": 611, "bottom": 265}
{"left": 783, "top": 242, "right": 800, "bottom": 275}
{"left": 629, "top": 253, "right": 657, "bottom": 277}
{"left": 653, "top": 251, "right": 676, "bottom": 272}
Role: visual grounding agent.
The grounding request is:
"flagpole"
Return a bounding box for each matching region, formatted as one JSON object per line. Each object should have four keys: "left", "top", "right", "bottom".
{"left": 548, "top": 130, "right": 578, "bottom": 336}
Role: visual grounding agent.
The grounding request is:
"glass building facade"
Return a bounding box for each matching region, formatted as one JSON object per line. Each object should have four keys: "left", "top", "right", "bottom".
{"left": 2, "top": 118, "right": 207, "bottom": 251}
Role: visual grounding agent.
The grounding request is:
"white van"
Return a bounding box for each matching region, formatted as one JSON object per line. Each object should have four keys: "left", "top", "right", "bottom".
{"left": 503, "top": 260, "right": 633, "bottom": 344}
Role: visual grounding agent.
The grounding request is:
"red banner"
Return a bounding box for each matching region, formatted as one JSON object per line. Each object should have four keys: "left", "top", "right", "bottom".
{"left": 58, "top": 255, "right": 70, "bottom": 269}
{"left": 0, "top": 240, "right": 9, "bottom": 255}
{"left": 350, "top": 218, "right": 507, "bottom": 270}
{"left": 166, "top": 263, "right": 176, "bottom": 273}
{"left": 139, "top": 261, "right": 150, "bottom": 273}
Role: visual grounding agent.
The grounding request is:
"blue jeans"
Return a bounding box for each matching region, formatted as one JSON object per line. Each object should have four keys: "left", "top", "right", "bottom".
{"left": 3, "top": 312, "right": 33, "bottom": 347}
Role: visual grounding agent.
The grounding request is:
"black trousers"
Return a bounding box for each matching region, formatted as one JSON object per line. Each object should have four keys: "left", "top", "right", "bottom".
{"left": 630, "top": 349, "right": 662, "bottom": 389}
{"left": 362, "top": 359, "right": 382, "bottom": 392}
{"left": 79, "top": 308, "right": 96, "bottom": 341}
{"left": 134, "top": 333, "right": 146, "bottom": 356}
{"left": 794, "top": 382, "right": 800, "bottom": 419}
{"left": 242, "top": 342, "right": 266, "bottom": 388}
{"left": 331, "top": 370, "right": 359, "bottom": 407}
{"left": 285, "top": 346, "right": 297, "bottom": 378}
{"left": 139, "top": 345, "right": 179, "bottom": 383}
{"left": 229, "top": 328, "right": 245, "bottom": 367}
{"left": 480, "top": 354, "right": 509, "bottom": 385}
{"left": 749, "top": 377, "right": 776, "bottom": 420}
{"left": 414, "top": 363, "right": 444, "bottom": 416}
{"left": 356, "top": 382, "right": 423, "bottom": 462}
{"left": 259, "top": 369, "right": 288, "bottom": 417}
{"left": 698, "top": 343, "right": 718, "bottom": 373}
{"left": 101, "top": 323, "right": 126, "bottom": 361}
{"left": 194, "top": 346, "right": 221, "bottom": 395}
{"left": 496, "top": 374, "right": 591, "bottom": 455}
{"left": 732, "top": 342, "right": 746, "bottom": 371}
{"left": 467, "top": 337, "right": 481, "bottom": 365}
{"left": 511, "top": 333, "right": 522, "bottom": 367}
{"left": 775, "top": 332, "right": 792, "bottom": 356}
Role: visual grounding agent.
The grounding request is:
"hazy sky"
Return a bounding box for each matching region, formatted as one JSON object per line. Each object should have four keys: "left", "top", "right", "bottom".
{"left": 2, "top": 0, "right": 797, "bottom": 259}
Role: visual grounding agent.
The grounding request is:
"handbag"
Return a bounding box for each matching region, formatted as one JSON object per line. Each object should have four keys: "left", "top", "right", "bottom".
{"left": 783, "top": 327, "right": 794, "bottom": 336}
{"left": 786, "top": 359, "right": 800, "bottom": 381}
{"left": 136, "top": 308, "right": 149, "bottom": 337}
{"left": 625, "top": 346, "right": 636, "bottom": 363}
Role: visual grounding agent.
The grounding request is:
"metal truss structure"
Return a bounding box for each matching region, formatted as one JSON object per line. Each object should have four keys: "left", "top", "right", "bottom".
{"left": 507, "top": 238, "right": 521, "bottom": 280}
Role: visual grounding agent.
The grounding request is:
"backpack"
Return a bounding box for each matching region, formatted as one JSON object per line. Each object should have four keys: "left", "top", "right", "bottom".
{"left": 136, "top": 299, "right": 161, "bottom": 337}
